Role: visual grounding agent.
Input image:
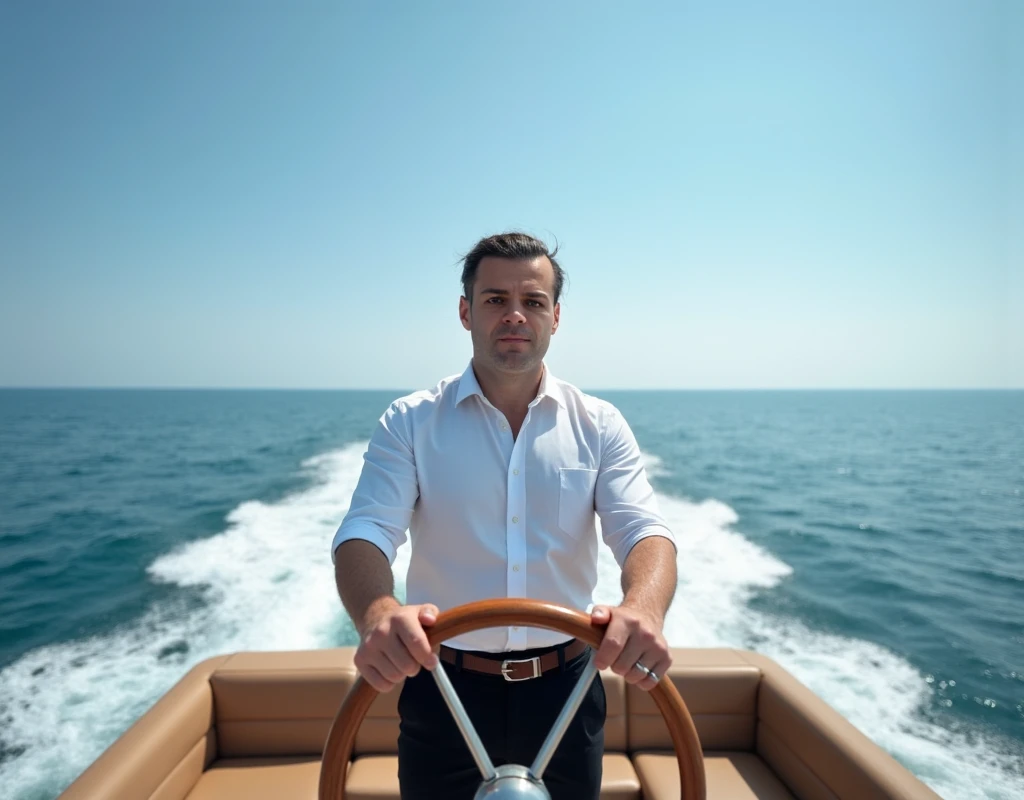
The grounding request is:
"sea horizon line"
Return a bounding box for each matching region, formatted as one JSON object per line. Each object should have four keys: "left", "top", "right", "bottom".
{"left": 2, "top": 386, "right": 1021, "bottom": 393}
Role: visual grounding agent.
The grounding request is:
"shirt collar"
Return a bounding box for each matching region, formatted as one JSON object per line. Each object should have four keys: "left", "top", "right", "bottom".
{"left": 454, "top": 361, "right": 567, "bottom": 410}
{"left": 535, "top": 366, "right": 567, "bottom": 409}
{"left": 454, "top": 361, "right": 485, "bottom": 406}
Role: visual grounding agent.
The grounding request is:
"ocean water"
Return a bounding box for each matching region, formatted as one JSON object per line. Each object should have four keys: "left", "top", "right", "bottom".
{"left": 0, "top": 388, "right": 1021, "bottom": 800}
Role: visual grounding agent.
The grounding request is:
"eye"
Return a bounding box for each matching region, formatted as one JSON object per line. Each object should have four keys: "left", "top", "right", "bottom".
{"left": 486, "top": 297, "right": 504, "bottom": 304}
{"left": 526, "top": 300, "right": 543, "bottom": 308}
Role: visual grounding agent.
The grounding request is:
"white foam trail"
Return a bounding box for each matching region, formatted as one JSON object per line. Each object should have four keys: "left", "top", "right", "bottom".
{"left": 592, "top": 489, "right": 1024, "bottom": 800}
{"left": 1, "top": 444, "right": 1021, "bottom": 800}
{"left": 0, "top": 445, "right": 369, "bottom": 800}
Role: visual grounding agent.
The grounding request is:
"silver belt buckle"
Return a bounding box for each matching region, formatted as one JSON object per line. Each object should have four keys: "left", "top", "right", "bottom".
{"left": 500, "top": 656, "right": 541, "bottom": 681}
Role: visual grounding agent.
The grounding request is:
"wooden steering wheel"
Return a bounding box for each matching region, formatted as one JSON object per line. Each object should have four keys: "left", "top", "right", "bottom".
{"left": 319, "top": 598, "right": 706, "bottom": 799}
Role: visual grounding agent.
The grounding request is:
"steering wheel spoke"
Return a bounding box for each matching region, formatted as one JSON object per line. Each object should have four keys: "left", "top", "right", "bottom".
{"left": 430, "top": 657, "right": 498, "bottom": 781}
{"left": 529, "top": 650, "right": 599, "bottom": 780}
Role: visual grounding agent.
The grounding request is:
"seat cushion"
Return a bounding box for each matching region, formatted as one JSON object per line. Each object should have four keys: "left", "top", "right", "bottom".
{"left": 183, "top": 755, "right": 391, "bottom": 800}
{"left": 347, "top": 756, "right": 399, "bottom": 800}
{"left": 347, "top": 754, "right": 641, "bottom": 800}
{"left": 184, "top": 757, "right": 320, "bottom": 800}
{"left": 633, "top": 751, "right": 795, "bottom": 800}
{"left": 601, "top": 752, "right": 643, "bottom": 799}
{"left": 185, "top": 753, "right": 640, "bottom": 799}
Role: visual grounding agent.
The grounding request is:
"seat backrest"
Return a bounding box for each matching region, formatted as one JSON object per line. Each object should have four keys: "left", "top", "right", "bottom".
{"left": 626, "top": 649, "right": 761, "bottom": 752}
{"left": 208, "top": 647, "right": 766, "bottom": 760}
{"left": 210, "top": 650, "right": 356, "bottom": 758}
{"left": 207, "top": 648, "right": 764, "bottom": 759}
{"left": 207, "top": 649, "right": 631, "bottom": 757}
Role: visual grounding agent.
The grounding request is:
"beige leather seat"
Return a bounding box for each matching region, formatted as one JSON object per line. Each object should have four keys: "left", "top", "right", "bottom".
{"left": 58, "top": 648, "right": 941, "bottom": 800}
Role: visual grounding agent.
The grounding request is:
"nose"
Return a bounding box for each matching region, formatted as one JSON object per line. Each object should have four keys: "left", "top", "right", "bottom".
{"left": 502, "top": 301, "right": 527, "bottom": 325}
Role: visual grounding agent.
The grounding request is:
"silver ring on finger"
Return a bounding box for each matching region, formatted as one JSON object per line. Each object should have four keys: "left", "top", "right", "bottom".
{"left": 634, "top": 660, "right": 655, "bottom": 681}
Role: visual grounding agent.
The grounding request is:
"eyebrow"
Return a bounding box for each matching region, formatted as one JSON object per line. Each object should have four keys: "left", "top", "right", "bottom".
{"left": 478, "top": 288, "right": 550, "bottom": 299}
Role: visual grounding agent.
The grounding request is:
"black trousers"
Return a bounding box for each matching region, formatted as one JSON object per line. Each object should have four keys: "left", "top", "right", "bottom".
{"left": 397, "top": 642, "right": 606, "bottom": 800}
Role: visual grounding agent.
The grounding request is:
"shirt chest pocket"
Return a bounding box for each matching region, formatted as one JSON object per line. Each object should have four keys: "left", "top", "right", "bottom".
{"left": 558, "top": 467, "right": 598, "bottom": 536}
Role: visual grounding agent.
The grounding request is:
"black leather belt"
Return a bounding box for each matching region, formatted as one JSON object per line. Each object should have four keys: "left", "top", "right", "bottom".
{"left": 439, "top": 639, "right": 588, "bottom": 681}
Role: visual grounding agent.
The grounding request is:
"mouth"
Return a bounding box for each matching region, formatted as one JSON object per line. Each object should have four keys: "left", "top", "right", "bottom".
{"left": 498, "top": 337, "right": 530, "bottom": 343}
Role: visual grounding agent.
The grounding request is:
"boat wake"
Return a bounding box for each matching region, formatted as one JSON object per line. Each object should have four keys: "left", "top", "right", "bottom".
{"left": 0, "top": 443, "right": 1020, "bottom": 799}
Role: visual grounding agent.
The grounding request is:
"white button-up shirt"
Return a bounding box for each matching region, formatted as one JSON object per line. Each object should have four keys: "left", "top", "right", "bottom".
{"left": 332, "top": 363, "right": 675, "bottom": 652}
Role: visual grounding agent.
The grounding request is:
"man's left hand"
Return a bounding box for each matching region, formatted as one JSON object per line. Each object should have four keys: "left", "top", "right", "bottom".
{"left": 590, "top": 604, "right": 670, "bottom": 691}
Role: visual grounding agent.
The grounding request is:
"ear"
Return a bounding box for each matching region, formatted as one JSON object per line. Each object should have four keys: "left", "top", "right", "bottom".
{"left": 459, "top": 296, "right": 472, "bottom": 331}
{"left": 551, "top": 302, "right": 560, "bottom": 335}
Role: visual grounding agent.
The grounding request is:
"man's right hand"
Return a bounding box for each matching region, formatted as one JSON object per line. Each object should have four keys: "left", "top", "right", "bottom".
{"left": 353, "top": 601, "right": 440, "bottom": 692}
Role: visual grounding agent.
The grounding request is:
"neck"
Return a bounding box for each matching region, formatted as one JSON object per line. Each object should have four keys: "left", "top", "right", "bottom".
{"left": 471, "top": 359, "right": 544, "bottom": 430}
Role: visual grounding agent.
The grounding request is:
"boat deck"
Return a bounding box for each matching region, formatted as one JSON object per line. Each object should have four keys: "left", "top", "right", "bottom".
{"left": 58, "top": 647, "right": 941, "bottom": 799}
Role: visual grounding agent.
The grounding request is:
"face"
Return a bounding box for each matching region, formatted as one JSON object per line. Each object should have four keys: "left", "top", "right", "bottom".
{"left": 459, "top": 255, "right": 560, "bottom": 376}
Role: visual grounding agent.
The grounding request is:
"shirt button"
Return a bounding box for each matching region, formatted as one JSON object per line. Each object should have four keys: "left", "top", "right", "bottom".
{"left": 512, "top": 564, "right": 520, "bottom": 571}
{"left": 500, "top": 422, "right": 508, "bottom": 431}
{"left": 512, "top": 626, "right": 520, "bottom": 631}
{"left": 511, "top": 516, "right": 518, "bottom": 523}
{"left": 513, "top": 469, "right": 519, "bottom": 476}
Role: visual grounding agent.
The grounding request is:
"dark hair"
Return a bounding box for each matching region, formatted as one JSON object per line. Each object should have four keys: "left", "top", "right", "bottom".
{"left": 460, "top": 232, "right": 566, "bottom": 304}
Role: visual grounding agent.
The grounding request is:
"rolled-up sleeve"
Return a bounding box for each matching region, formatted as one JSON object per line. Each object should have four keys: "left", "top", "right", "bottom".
{"left": 331, "top": 402, "right": 419, "bottom": 565}
{"left": 595, "top": 406, "right": 676, "bottom": 567}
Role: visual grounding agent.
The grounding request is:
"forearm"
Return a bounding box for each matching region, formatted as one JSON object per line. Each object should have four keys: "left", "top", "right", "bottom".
{"left": 334, "top": 539, "right": 401, "bottom": 637}
{"left": 620, "top": 535, "right": 677, "bottom": 624}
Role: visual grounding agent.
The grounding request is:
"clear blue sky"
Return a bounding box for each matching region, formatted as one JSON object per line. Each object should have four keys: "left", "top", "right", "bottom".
{"left": 1, "top": 1, "right": 1020, "bottom": 389}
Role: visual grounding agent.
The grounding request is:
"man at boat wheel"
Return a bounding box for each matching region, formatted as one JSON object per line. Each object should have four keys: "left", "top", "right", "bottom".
{"left": 332, "top": 231, "right": 678, "bottom": 799}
